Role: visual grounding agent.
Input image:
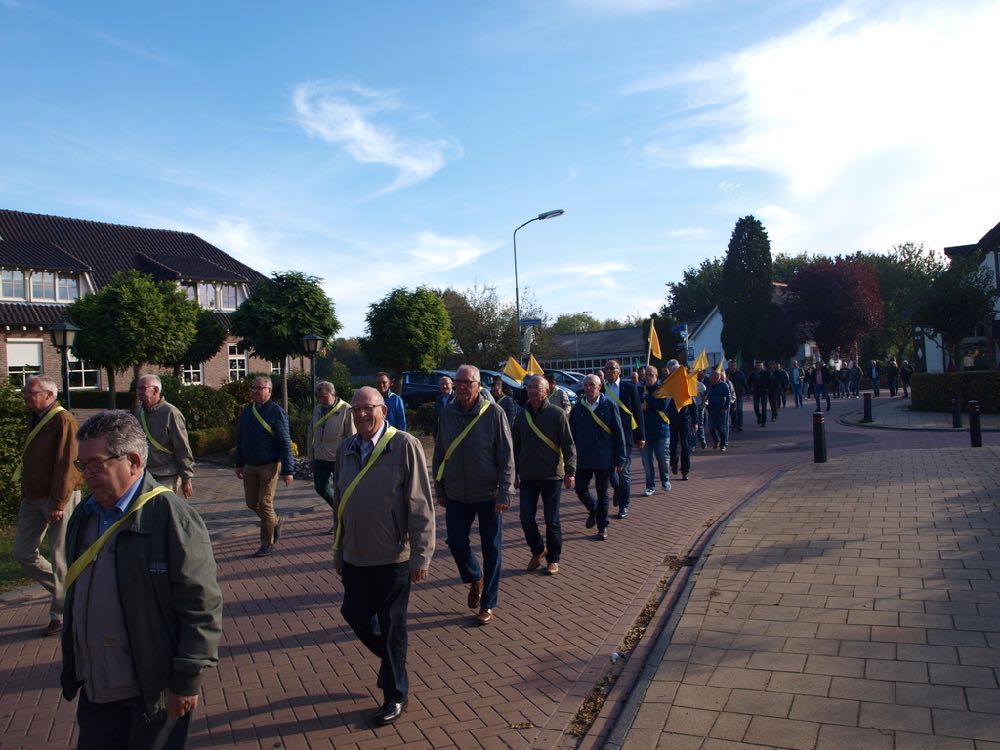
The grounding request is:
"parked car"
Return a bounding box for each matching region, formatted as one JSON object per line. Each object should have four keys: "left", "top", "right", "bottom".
{"left": 479, "top": 369, "right": 527, "bottom": 404}
{"left": 546, "top": 369, "right": 587, "bottom": 398}
{"left": 399, "top": 369, "right": 454, "bottom": 408}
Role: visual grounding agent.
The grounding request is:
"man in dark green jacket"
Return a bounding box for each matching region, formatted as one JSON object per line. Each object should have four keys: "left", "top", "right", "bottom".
{"left": 61, "top": 410, "right": 222, "bottom": 750}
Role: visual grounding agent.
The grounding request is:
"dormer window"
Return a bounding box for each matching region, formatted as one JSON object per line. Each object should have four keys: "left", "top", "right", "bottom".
{"left": 31, "top": 271, "right": 56, "bottom": 300}
{"left": 198, "top": 283, "right": 216, "bottom": 309}
{"left": 220, "top": 284, "right": 238, "bottom": 310}
{"left": 1, "top": 269, "right": 25, "bottom": 299}
{"left": 1, "top": 269, "right": 80, "bottom": 302}
{"left": 57, "top": 274, "right": 79, "bottom": 301}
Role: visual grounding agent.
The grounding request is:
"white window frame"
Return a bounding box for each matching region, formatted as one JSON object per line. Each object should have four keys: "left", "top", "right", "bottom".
{"left": 6, "top": 339, "right": 43, "bottom": 387}
{"left": 56, "top": 273, "right": 80, "bottom": 301}
{"left": 66, "top": 351, "right": 100, "bottom": 390}
{"left": 227, "top": 342, "right": 247, "bottom": 381}
{"left": 1, "top": 269, "right": 27, "bottom": 300}
{"left": 182, "top": 363, "right": 203, "bottom": 385}
{"left": 30, "top": 271, "right": 57, "bottom": 301}
{"left": 219, "top": 284, "right": 238, "bottom": 311}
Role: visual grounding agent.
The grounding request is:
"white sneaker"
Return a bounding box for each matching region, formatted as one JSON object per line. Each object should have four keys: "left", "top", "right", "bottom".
{"left": 644, "top": 487, "right": 655, "bottom": 496}
{"left": 663, "top": 482, "right": 672, "bottom": 492}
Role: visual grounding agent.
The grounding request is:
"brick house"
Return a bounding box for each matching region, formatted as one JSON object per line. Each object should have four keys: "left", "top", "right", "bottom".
{"left": 0, "top": 208, "right": 279, "bottom": 391}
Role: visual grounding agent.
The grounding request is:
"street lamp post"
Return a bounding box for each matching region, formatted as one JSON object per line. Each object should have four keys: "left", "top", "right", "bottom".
{"left": 50, "top": 321, "right": 81, "bottom": 410}
{"left": 513, "top": 209, "right": 564, "bottom": 354}
{"left": 302, "top": 332, "right": 323, "bottom": 457}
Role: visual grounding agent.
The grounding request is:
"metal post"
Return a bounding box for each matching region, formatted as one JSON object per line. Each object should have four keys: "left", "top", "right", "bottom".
{"left": 969, "top": 400, "right": 982, "bottom": 448}
{"left": 813, "top": 411, "right": 827, "bottom": 463}
{"left": 862, "top": 393, "right": 872, "bottom": 423}
{"left": 308, "top": 350, "right": 317, "bottom": 458}
{"left": 60, "top": 346, "right": 72, "bottom": 411}
{"left": 952, "top": 397, "right": 962, "bottom": 429}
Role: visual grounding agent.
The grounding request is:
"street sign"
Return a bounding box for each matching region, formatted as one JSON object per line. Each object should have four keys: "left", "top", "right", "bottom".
{"left": 519, "top": 318, "right": 542, "bottom": 327}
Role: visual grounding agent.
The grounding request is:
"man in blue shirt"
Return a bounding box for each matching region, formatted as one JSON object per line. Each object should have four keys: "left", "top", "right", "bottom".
{"left": 375, "top": 372, "right": 407, "bottom": 432}
{"left": 235, "top": 376, "right": 294, "bottom": 557}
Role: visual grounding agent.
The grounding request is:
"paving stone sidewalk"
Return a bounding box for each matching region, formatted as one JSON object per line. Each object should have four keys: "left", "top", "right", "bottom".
{"left": 842, "top": 396, "right": 1000, "bottom": 432}
{"left": 616, "top": 445, "right": 1000, "bottom": 749}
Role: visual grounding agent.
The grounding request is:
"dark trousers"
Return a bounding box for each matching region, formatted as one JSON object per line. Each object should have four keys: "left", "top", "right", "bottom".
{"left": 901, "top": 379, "right": 910, "bottom": 397}
{"left": 341, "top": 561, "right": 411, "bottom": 704}
{"left": 814, "top": 383, "right": 830, "bottom": 411}
{"left": 768, "top": 391, "right": 780, "bottom": 419}
{"left": 519, "top": 479, "right": 562, "bottom": 563}
{"left": 613, "top": 442, "right": 634, "bottom": 510}
{"left": 669, "top": 417, "right": 691, "bottom": 474}
{"left": 872, "top": 377, "right": 880, "bottom": 397}
{"left": 76, "top": 691, "right": 192, "bottom": 750}
{"left": 753, "top": 393, "right": 768, "bottom": 425}
{"left": 313, "top": 459, "right": 336, "bottom": 507}
{"left": 731, "top": 396, "right": 744, "bottom": 429}
{"left": 575, "top": 468, "right": 610, "bottom": 531}
{"left": 888, "top": 377, "right": 898, "bottom": 397}
{"left": 445, "top": 499, "right": 502, "bottom": 610}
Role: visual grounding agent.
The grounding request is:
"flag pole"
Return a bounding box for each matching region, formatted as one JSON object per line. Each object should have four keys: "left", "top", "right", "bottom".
{"left": 646, "top": 315, "right": 654, "bottom": 366}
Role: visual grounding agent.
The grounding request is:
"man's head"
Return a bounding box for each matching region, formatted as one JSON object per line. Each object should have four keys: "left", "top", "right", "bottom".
{"left": 23, "top": 374, "right": 58, "bottom": 415}
{"left": 792, "top": 360, "right": 799, "bottom": 368}
{"left": 316, "top": 380, "right": 336, "bottom": 405}
{"left": 438, "top": 375, "right": 453, "bottom": 395}
{"left": 754, "top": 360, "right": 764, "bottom": 371}
{"left": 643, "top": 366, "right": 658, "bottom": 385}
{"left": 709, "top": 370, "right": 721, "bottom": 385}
{"left": 251, "top": 376, "right": 273, "bottom": 405}
{"left": 630, "top": 371, "right": 640, "bottom": 384}
{"left": 544, "top": 372, "right": 558, "bottom": 393}
{"left": 136, "top": 374, "right": 162, "bottom": 409}
{"left": 75, "top": 410, "right": 147, "bottom": 509}
{"left": 351, "top": 386, "right": 386, "bottom": 441}
{"left": 582, "top": 374, "right": 602, "bottom": 404}
{"left": 454, "top": 365, "right": 481, "bottom": 410}
{"left": 727, "top": 359, "right": 737, "bottom": 371}
{"left": 374, "top": 372, "right": 393, "bottom": 398}
{"left": 526, "top": 375, "right": 549, "bottom": 408}
{"left": 490, "top": 377, "right": 505, "bottom": 400}
{"left": 665, "top": 359, "right": 680, "bottom": 374}
{"left": 603, "top": 360, "right": 621, "bottom": 383}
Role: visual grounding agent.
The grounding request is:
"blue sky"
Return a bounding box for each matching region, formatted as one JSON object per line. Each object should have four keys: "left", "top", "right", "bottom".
{"left": 2, "top": 0, "right": 997, "bottom": 337}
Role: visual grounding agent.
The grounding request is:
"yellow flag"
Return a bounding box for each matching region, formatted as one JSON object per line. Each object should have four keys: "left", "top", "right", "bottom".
{"left": 503, "top": 356, "right": 528, "bottom": 382}
{"left": 693, "top": 349, "right": 709, "bottom": 372}
{"left": 526, "top": 354, "right": 544, "bottom": 376}
{"left": 649, "top": 324, "right": 662, "bottom": 359}
{"left": 654, "top": 366, "right": 694, "bottom": 409}
{"left": 715, "top": 359, "right": 725, "bottom": 374}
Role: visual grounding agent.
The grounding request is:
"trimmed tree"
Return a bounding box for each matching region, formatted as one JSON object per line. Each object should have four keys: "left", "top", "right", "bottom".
{"left": 720, "top": 216, "right": 773, "bottom": 362}
{"left": 162, "top": 307, "right": 228, "bottom": 379}
{"left": 68, "top": 271, "right": 198, "bottom": 406}
{"left": 361, "top": 287, "right": 451, "bottom": 375}
{"left": 229, "top": 272, "right": 341, "bottom": 408}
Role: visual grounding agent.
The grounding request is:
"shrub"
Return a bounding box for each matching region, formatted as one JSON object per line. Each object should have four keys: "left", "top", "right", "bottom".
{"left": 188, "top": 426, "right": 236, "bottom": 457}
{"left": 0, "top": 381, "right": 25, "bottom": 524}
{"left": 910, "top": 371, "right": 1000, "bottom": 413}
{"left": 171, "top": 385, "right": 237, "bottom": 430}
{"left": 411, "top": 403, "right": 437, "bottom": 436}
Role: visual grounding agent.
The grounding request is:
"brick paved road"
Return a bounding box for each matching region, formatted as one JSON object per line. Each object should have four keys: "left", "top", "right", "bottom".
{"left": 0, "top": 397, "right": 992, "bottom": 749}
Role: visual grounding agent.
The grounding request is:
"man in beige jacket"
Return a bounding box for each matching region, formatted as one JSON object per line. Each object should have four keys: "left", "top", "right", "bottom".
{"left": 309, "top": 380, "right": 355, "bottom": 534}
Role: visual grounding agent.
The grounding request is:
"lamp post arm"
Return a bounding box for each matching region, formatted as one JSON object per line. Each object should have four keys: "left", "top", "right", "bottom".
{"left": 512, "top": 217, "right": 540, "bottom": 345}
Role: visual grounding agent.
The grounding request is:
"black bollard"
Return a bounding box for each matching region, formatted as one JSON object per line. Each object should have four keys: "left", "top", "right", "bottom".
{"left": 969, "top": 400, "right": 982, "bottom": 448}
{"left": 862, "top": 393, "right": 872, "bottom": 423}
{"left": 952, "top": 397, "right": 962, "bottom": 429}
{"left": 813, "top": 411, "right": 827, "bottom": 463}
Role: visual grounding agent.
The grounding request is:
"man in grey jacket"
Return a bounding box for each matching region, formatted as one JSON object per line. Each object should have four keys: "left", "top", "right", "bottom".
{"left": 333, "top": 387, "right": 434, "bottom": 726}
{"left": 134, "top": 374, "right": 194, "bottom": 498}
{"left": 432, "top": 364, "right": 515, "bottom": 626}
{"left": 61, "top": 410, "right": 222, "bottom": 750}
{"left": 309, "top": 380, "right": 355, "bottom": 534}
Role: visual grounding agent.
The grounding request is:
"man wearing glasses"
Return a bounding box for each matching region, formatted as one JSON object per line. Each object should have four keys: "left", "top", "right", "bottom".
{"left": 432, "top": 364, "right": 515, "bottom": 625}
{"left": 374, "top": 372, "right": 407, "bottom": 431}
{"left": 61, "top": 410, "right": 222, "bottom": 749}
{"left": 13, "top": 375, "right": 81, "bottom": 638}
{"left": 234, "top": 376, "right": 294, "bottom": 557}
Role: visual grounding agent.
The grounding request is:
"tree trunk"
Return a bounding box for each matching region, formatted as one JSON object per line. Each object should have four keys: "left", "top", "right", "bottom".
{"left": 281, "top": 355, "right": 290, "bottom": 411}
{"left": 106, "top": 367, "right": 117, "bottom": 408}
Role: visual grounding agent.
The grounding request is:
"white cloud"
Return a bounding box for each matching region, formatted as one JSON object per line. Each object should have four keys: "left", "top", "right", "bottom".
{"left": 291, "top": 81, "right": 462, "bottom": 194}
{"left": 405, "top": 230, "right": 498, "bottom": 270}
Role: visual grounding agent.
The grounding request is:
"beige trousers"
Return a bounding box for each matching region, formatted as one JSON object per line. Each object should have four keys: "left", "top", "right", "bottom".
{"left": 243, "top": 462, "right": 281, "bottom": 546}
{"left": 13, "top": 491, "right": 81, "bottom": 619}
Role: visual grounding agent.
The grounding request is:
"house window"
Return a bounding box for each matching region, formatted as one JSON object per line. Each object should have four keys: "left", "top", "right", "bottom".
{"left": 270, "top": 362, "right": 282, "bottom": 376}
{"left": 220, "top": 284, "right": 238, "bottom": 310}
{"left": 67, "top": 352, "right": 99, "bottom": 389}
{"left": 198, "top": 283, "right": 216, "bottom": 309}
{"left": 228, "top": 342, "right": 247, "bottom": 381}
{"left": 6, "top": 340, "right": 42, "bottom": 387}
{"left": 57, "top": 273, "right": 79, "bottom": 301}
{"left": 182, "top": 363, "right": 203, "bottom": 384}
{"left": 31, "top": 271, "right": 57, "bottom": 301}
{"left": 183, "top": 284, "right": 197, "bottom": 302}
{"left": 1, "top": 270, "right": 26, "bottom": 299}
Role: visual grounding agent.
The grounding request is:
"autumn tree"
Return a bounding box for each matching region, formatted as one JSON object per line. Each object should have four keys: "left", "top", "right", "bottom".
{"left": 720, "top": 216, "right": 773, "bottom": 361}
{"left": 787, "top": 258, "right": 885, "bottom": 361}
{"left": 361, "top": 287, "right": 451, "bottom": 375}
{"left": 439, "top": 284, "right": 516, "bottom": 369}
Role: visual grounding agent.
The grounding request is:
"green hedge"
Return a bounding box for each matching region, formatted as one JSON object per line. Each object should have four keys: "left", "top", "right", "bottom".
{"left": 189, "top": 426, "right": 237, "bottom": 457}
{"left": 171, "top": 385, "right": 237, "bottom": 430}
{"left": 910, "top": 372, "right": 1000, "bottom": 413}
{"left": 0, "top": 381, "right": 25, "bottom": 524}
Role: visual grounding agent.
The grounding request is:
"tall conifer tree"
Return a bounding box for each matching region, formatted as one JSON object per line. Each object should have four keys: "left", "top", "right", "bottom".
{"left": 720, "top": 216, "right": 773, "bottom": 363}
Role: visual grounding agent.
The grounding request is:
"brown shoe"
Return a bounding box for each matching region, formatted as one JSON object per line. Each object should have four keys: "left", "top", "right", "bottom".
{"left": 476, "top": 608, "right": 493, "bottom": 625}
{"left": 527, "top": 549, "right": 545, "bottom": 572}
{"left": 42, "top": 619, "right": 62, "bottom": 637}
{"left": 467, "top": 578, "right": 484, "bottom": 610}
{"left": 546, "top": 562, "right": 559, "bottom": 575}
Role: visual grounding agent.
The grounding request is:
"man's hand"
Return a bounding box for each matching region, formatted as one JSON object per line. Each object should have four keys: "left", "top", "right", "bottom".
{"left": 235, "top": 467, "right": 244, "bottom": 480}
{"left": 637, "top": 440, "right": 646, "bottom": 449}
{"left": 181, "top": 480, "right": 194, "bottom": 499}
{"left": 167, "top": 692, "right": 199, "bottom": 720}
{"left": 46, "top": 509, "right": 64, "bottom": 524}
{"left": 411, "top": 568, "right": 428, "bottom": 583}
{"left": 495, "top": 500, "right": 511, "bottom": 514}
{"left": 281, "top": 474, "right": 293, "bottom": 487}
{"left": 563, "top": 475, "right": 575, "bottom": 490}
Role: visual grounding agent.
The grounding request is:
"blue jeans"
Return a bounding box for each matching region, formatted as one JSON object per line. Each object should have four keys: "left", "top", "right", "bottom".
{"left": 705, "top": 409, "right": 729, "bottom": 448}
{"left": 793, "top": 383, "right": 804, "bottom": 407}
{"left": 641, "top": 434, "right": 670, "bottom": 489}
{"left": 575, "top": 468, "right": 611, "bottom": 531}
{"left": 613, "top": 443, "right": 634, "bottom": 510}
{"left": 519, "top": 479, "right": 562, "bottom": 563}
{"left": 444, "top": 499, "right": 502, "bottom": 610}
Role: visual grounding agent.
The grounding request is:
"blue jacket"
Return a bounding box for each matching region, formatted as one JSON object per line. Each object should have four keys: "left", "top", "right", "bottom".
{"left": 641, "top": 384, "right": 670, "bottom": 441}
{"left": 235, "top": 399, "right": 294, "bottom": 475}
{"left": 385, "top": 391, "right": 407, "bottom": 432}
{"left": 569, "top": 395, "right": 626, "bottom": 471}
{"left": 602, "top": 379, "right": 645, "bottom": 446}
{"left": 704, "top": 381, "right": 732, "bottom": 413}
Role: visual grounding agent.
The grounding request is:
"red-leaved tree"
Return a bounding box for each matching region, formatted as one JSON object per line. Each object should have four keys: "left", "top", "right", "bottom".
{"left": 788, "top": 258, "right": 885, "bottom": 360}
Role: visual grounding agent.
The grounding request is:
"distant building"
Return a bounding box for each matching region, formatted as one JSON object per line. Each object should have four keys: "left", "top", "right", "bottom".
{"left": 541, "top": 326, "right": 652, "bottom": 375}
{"left": 0, "top": 209, "right": 277, "bottom": 391}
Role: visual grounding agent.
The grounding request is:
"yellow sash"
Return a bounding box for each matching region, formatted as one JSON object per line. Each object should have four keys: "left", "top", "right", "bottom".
{"left": 333, "top": 426, "right": 398, "bottom": 551}
{"left": 12, "top": 405, "right": 65, "bottom": 486}
{"left": 524, "top": 410, "right": 559, "bottom": 454}
{"left": 656, "top": 410, "right": 670, "bottom": 424}
{"left": 604, "top": 385, "right": 638, "bottom": 430}
{"left": 313, "top": 400, "right": 346, "bottom": 431}
{"left": 139, "top": 408, "right": 171, "bottom": 454}
{"left": 585, "top": 403, "right": 612, "bottom": 435}
{"left": 435, "top": 400, "right": 491, "bottom": 482}
{"left": 64, "top": 485, "right": 171, "bottom": 591}
{"left": 251, "top": 403, "right": 274, "bottom": 435}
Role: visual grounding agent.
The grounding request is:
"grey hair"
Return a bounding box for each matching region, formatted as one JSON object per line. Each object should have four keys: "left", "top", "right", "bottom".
{"left": 457, "top": 364, "right": 481, "bottom": 382}
{"left": 253, "top": 375, "right": 273, "bottom": 388}
{"left": 26, "top": 374, "right": 59, "bottom": 397}
{"left": 665, "top": 359, "right": 679, "bottom": 370}
{"left": 139, "top": 373, "right": 162, "bottom": 391}
{"left": 77, "top": 410, "right": 148, "bottom": 466}
{"left": 316, "top": 380, "right": 335, "bottom": 396}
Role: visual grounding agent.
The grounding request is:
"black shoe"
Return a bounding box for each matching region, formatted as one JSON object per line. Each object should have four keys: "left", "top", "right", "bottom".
{"left": 618, "top": 509, "right": 629, "bottom": 519}
{"left": 254, "top": 544, "right": 274, "bottom": 558}
{"left": 273, "top": 519, "right": 282, "bottom": 543}
{"left": 373, "top": 700, "right": 405, "bottom": 726}
{"left": 612, "top": 498, "right": 618, "bottom": 507}
{"left": 682, "top": 473, "right": 689, "bottom": 481}
{"left": 670, "top": 464, "right": 678, "bottom": 475}
{"left": 585, "top": 511, "right": 597, "bottom": 529}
